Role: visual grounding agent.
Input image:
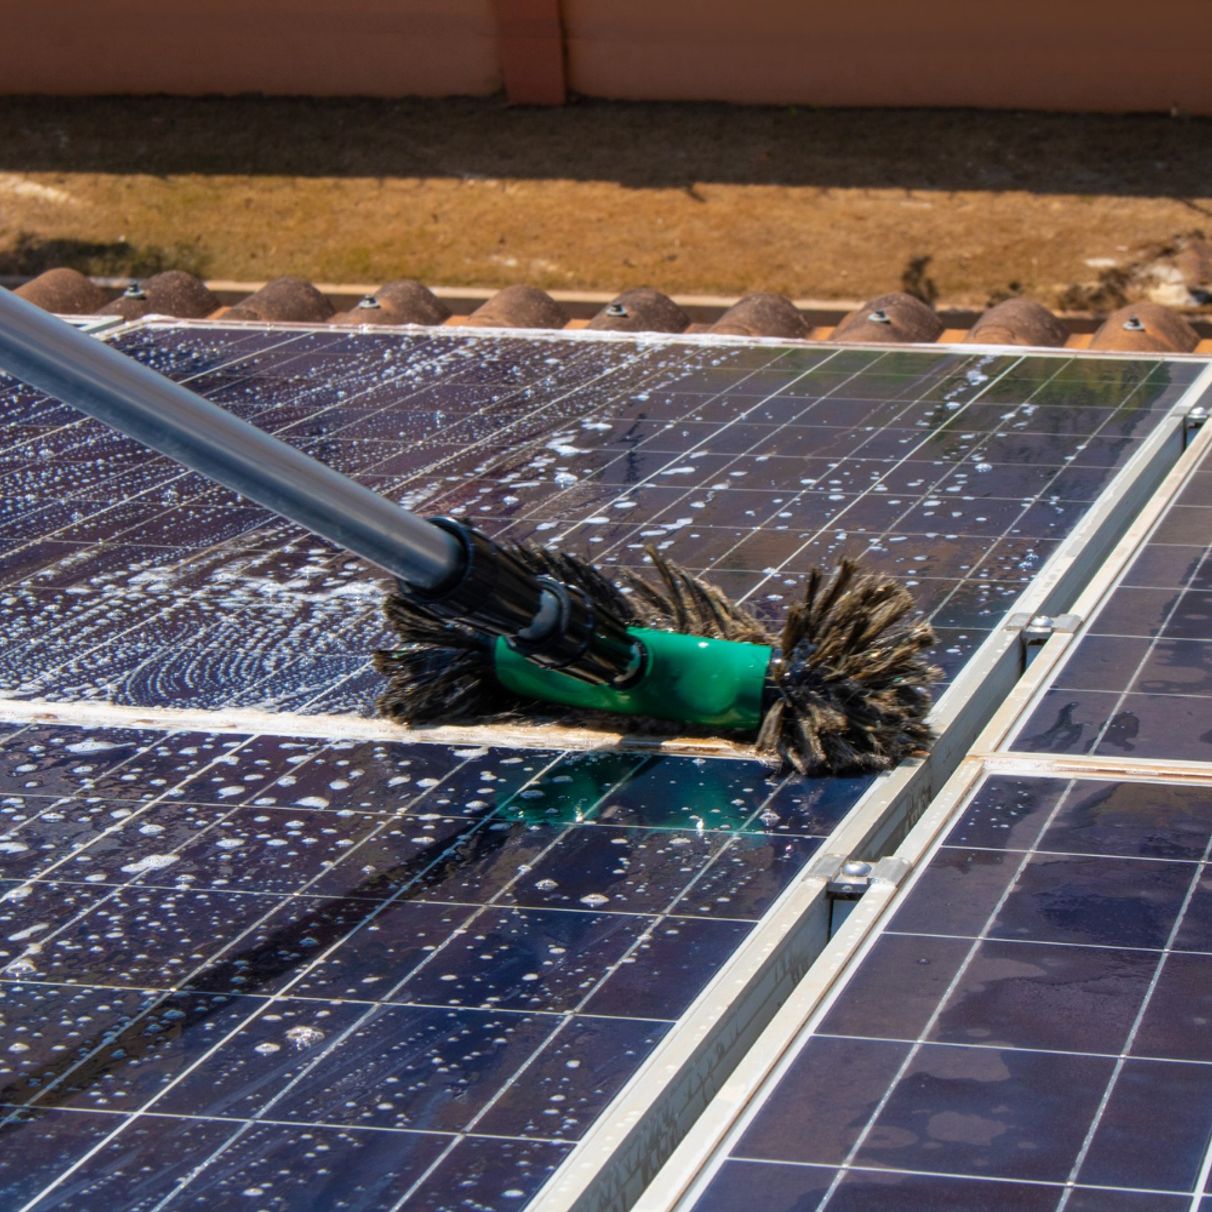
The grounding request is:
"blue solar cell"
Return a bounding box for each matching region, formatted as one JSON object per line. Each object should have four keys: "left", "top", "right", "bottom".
{"left": 816, "top": 933, "right": 971, "bottom": 1040}
{"left": 580, "top": 917, "right": 756, "bottom": 1021}
{"left": 1130, "top": 954, "right": 1212, "bottom": 1063}
{"left": 671, "top": 832, "right": 825, "bottom": 919}
{"left": 886, "top": 845, "right": 1021, "bottom": 935}
{"left": 929, "top": 939, "right": 1156, "bottom": 1053}
{"left": 852, "top": 1044, "right": 1116, "bottom": 1181}
{"left": 398, "top": 1137, "right": 572, "bottom": 1212}
{"left": 0, "top": 1109, "right": 123, "bottom": 1205}
{"left": 735, "top": 1035, "right": 911, "bottom": 1166}
{"left": 951, "top": 776, "right": 1212, "bottom": 860}
{"left": 503, "top": 822, "right": 743, "bottom": 915}
{"left": 72, "top": 1116, "right": 448, "bottom": 1211}
{"left": 26, "top": 884, "right": 291, "bottom": 987}
{"left": 6, "top": 798, "right": 226, "bottom": 884}
{"left": 476, "top": 1013, "right": 670, "bottom": 1139}
{"left": 1175, "top": 872, "right": 1212, "bottom": 951}
{"left": 1077, "top": 1058, "right": 1212, "bottom": 1192}
{"left": 1067, "top": 1194, "right": 1190, "bottom": 1212}
{"left": 1018, "top": 687, "right": 1212, "bottom": 762}
{"left": 395, "top": 906, "right": 651, "bottom": 1011}
{"left": 988, "top": 852, "right": 1195, "bottom": 949}
{"left": 178, "top": 1002, "right": 557, "bottom": 1130}
{"left": 287, "top": 900, "right": 476, "bottom": 1002}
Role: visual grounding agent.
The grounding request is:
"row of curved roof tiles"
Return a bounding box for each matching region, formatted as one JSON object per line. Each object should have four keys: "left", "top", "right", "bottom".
{"left": 13, "top": 266, "right": 1210, "bottom": 355}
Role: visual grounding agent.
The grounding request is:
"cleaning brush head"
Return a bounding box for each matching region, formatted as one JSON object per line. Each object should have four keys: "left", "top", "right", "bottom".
{"left": 375, "top": 538, "right": 940, "bottom": 776}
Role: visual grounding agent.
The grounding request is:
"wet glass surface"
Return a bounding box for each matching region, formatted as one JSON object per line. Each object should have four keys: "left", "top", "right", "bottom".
{"left": 0, "top": 723, "right": 841, "bottom": 1209}
{"left": 692, "top": 774, "right": 1212, "bottom": 1210}
{"left": 0, "top": 325, "right": 1194, "bottom": 716}
{"left": 1, "top": 326, "right": 1206, "bottom": 1209}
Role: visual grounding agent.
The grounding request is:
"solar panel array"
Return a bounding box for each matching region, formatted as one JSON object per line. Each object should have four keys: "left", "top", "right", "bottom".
{"left": 0, "top": 320, "right": 1206, "bottom": 1211}
{"left": 1, "top": 723, "right": 869, "bottom": 1208}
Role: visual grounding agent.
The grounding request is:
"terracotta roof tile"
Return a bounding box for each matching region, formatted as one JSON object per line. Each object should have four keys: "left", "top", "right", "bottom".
{"left": 332, "top": 280, "right": 450, "bottom": 326}
{"left": 7, "top": 268, "right": 1211, "bottom": 352}
{"left": 709, "top": 292, "right": 807, "bottom": 339}
{"left": 96, "top": 271, "right": 219, "bottom": 321}
{"left": 587, "top": 287, "right": 688, "bottom": 333}
{"left": 1088, "top": 301, "right": 1200, "bottom": 353}
{"left": 15, "top": 267, "right": 108, "bottom": 314}
{"left": 463, "top": 284, "right": 568, "bottom": 329}
{"left": 225, "top": 276, "right": 335, "bottom": 323}
{"left": 965, "top": 297, "right": 1068, "bottom": 347}
{"left": 831, "top": 291, "right": 944, "bottom": 344}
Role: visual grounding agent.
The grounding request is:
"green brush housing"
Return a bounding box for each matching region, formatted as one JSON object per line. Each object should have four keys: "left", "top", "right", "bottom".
{"left": 492, "top": 627, "right": 773, "bottom": 732}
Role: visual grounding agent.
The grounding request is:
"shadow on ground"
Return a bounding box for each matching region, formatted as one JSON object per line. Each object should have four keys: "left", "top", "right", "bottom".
{"left": 0, "top": 96, "right": 1210, "bottom": 202}
{"left": 0, "top": 233, "right": 211, "bottom": 279}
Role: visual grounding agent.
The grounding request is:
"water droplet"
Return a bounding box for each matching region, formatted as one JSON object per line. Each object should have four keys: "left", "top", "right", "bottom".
{"left": 286, "top": 1025, "right": 325, "bottom": 1049}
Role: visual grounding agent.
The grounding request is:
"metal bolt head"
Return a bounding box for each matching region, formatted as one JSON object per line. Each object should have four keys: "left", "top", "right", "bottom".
{"left": 123, "top": 282, "right": 147, "bottom": 300}
{"left": 357, "top": 295, "right": 381, "bottom": 310}
{"left": 1122, "top": 315, "right": 1147, "bottom": 332}
{"left": 867, "top": 308, "right": 892, "bottom": 325}
{"left": 827, "top": 858, "right": 873, "bottom": 899}
{"left": 606, "top": 302, "right": 629, "bottom": 318}
{"left": 1023, "top": 614, "right": 1055, "bottom": 644}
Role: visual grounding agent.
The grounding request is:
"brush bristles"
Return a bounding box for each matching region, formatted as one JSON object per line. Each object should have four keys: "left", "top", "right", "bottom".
{"left": 374, "top": 541, "right": 940, "bottom": 776}
{"left": 756, "top": 561, "right": 938, "bottom": 775}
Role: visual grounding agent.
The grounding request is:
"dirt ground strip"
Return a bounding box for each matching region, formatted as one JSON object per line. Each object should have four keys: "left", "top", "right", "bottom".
{"left": 1, "top": 96, "right": 1210, "bottom": 310}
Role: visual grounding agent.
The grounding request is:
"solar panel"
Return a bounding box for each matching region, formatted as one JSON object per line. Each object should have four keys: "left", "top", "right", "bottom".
{"left": 1, "top": 320, "right": 1208, "bottom": 1210}
{"left": 0, "top": 722, "right": 855, "bottom": 1206}
{"left": 1, "top": 326, "right": 1199, "bottom": 714}
{"left": 676, "top": 770, "right": 1212, "bottom": 1211}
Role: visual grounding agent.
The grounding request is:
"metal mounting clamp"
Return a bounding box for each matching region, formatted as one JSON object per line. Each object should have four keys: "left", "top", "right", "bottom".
{"left": 828, "top": 860, "right": 874, "bottom": 900}
{"left": 810, "top": 853, "right": 912, "bottom": 901}
{"left": 1007, "top": 611, "right": 1081, "bottom": 670}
